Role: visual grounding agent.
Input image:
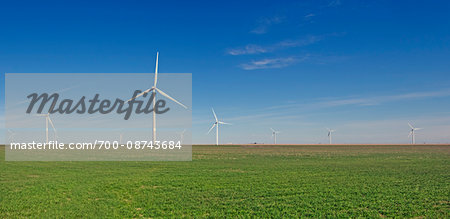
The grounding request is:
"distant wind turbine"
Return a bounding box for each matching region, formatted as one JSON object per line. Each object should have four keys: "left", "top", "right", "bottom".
{"left": 327, "top": 128, "right": 335, "bottom": 144}
{"left": 36, "top": 113, "right": 57, "bottom": 144}
{"left": 207, "top": 108, "right": 231, "bottom": 145}
{"left": 270, "top": 128, "right": 280, "bottom": 144}
{"left": 7, "top": 129, "right": 16, "bottom": 143}
{"left": 179, "top": 129, "right": 186, "bottom": 143}
{"left": 127, "top": 52, "right": 188, "bottom": 142}
{"left": 408, "top": 123, "right": 423, "bottom": 144}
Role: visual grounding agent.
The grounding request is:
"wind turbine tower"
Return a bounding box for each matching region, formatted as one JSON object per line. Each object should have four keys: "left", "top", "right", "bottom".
{"left": 180, "top": 129, "right": 186, "bottom": 143}
{"left": 7, "top": 129, "right": 16, "bottom": 143}
{"left": 327, "top": 128, "right": 335, "bottom": 144}
{"left": 408, "top": 123, "right": 423, "bottom": 144}
{"left": 207, "top": 108, "right": 231, "bottom": 145}
{"left": 270, "top": 128, "right": 280, "bottom": 144}
{"left": 36, "top": 113, "right": 57, "bottom": 144}
{"left": 127, "top": 52, "right": 188, "bottom": 142}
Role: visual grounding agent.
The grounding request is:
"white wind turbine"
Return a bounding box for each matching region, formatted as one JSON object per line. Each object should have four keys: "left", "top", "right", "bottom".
{"left": 179, "top": 129, "right": 186, "bottom": 143}
{"left": 270, "top": 128, "right": 280, "bottom": 144}
{"left": 408, "top": 123, "right": 423, "bottom": 144}
{"left": 327, "top": 128, "right": 335, "bottom": 144}
{"left": 7, "top": 129, "right": 16, "bottom": 143}
{"left": 127, "top": 52, "right": 188, "bottom": 142}
{"left": 207, "top": 108, "right": 231, "bottom": 145}
{"left": 36, "top": 113, "right": 57, "bottom": 144}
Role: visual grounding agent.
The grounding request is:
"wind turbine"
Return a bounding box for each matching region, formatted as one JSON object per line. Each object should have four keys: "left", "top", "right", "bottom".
{"left": 179, "top": 129, "right": 186, "bottom": 143}
{"left": 408, "top": 123, "right": 423, "bottom": 144}
{"left": 270, "top": 128, "right": 280, "bottom": 144}
{"left": 327, "top": 128, "right": 335, "bottom": 144}
{"left": 207, "top": 108, "right": 231, "bottom": 145}
{"left": 36, "top": 113, "right": 57, "bottom": 144}
{"left": 7, "top": 129, "right": 16, "bottom": 143}
{"left": 127, "top": 52, "right": 188, "bottom": 142}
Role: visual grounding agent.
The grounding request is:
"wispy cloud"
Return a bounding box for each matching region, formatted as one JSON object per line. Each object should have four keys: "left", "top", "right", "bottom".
{"left": 215, "top": 89, "right": 450, "bottom": 126}
{"left": 240, "top": 56, "right": 308, "bottom": 70}
{"left": 269, "top": 90, "right": 450, "bottom": 110}
{"left": 192, "top": 89, "right": 450, "bottom": 144}
{"left": 304, "top": 13, "right": 315, "bottom": 19}
{"left": 277, "top": 36, "right": 322, "bottom": 48}
{"left": 250, "top": 16, "right": 284, "bottom": 34}
{"left": 328, "top": 0, "right": 342, "bottom": 7}
{"left": 227, "top": 45, "right": 268, "bottom": 55}
{"left": 336, "top": 115, "right": 450, "bottom": 144}
{"left": 317, "top": 90, "right": 450, "bottom": 107}
{"left": 227, "top": 35, "right": 322, "bottom": 55}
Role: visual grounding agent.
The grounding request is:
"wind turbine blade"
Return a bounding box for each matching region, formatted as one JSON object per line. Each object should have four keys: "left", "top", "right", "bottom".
{"left": 154, "top": 52, "right": 159, "bottom": 87}
{"left": 47, "top": 116, "right": 56, "bottom": 132}
{"left": 127, "top": 88, "right": 153, "bottom": 102}
{"left": 212, "top": 108, "right": 218, "bottom": 121}
{"left": 7, "top": 129, "right": 13, "bottom": 134}
{"left": 270, "top": 128, "right": 275, "bottom": 132}
{"left": 155, "top": 87, "right": 187, "bottom": 109}
{"left": 218, "top": 121, "right": 231, "bottom": 125}
{"left": 207, "top": 123, "right": 216, "bottom": 134}
{"left": 408, "top": 131, "right": 412, "bottom": 137}
{"left": 408, "top": 123, "right": 414, "bottom": 129}
{"left": 415, "top": 128, "right": 423, "bottom": 131}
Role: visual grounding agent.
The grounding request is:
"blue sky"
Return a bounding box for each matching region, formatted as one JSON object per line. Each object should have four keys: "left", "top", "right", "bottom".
{"left": 1, "top": 0, "right": 450, "bottom": 144}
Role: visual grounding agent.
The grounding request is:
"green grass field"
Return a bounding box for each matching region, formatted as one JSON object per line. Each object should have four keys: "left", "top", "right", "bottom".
{"left": 0, "top": 145, "right": 449, "bottom": 218}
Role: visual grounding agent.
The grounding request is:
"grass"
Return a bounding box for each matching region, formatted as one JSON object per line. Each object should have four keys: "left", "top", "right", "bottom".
{"left": 0, "top": 144, "right": 449, "bottom": 218}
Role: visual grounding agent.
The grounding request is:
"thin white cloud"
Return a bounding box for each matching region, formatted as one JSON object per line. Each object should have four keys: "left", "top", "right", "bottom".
{"left": 227, "top": 45, "right": 268, "bottom": 55}
{"left": 304, "top": 13, "right": 315, "bottom": 19}
{"left": 227, "top": 35, "right": 322, "bottom": 56}
{"left": 268, "top": 90, "right": 450, "bottom": 110}
{"left": 318, "top": 90, "right": 450, "bottom": 107}
{"left": 250, "top": 16, "right": 284, "bottom": 34}
{"left": 276, "top": 36, "right": 322, "bottom": 48}
{"left": 194, "top": 89, "right": 450, "bottom": 126}
{"left": 227, "top": 33, "right": 348, "bottom": 56}
{"left": 240, "top": 57, "right": 302, "bottom": 70}
{"left": 336, "top": 115, "right": 450, "bottom": 144}
{"left": 328, "top": 0, "right": 342, "bottom": 7}
{"left": 192, "top": 89, "right": 450, "bottom": 144}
